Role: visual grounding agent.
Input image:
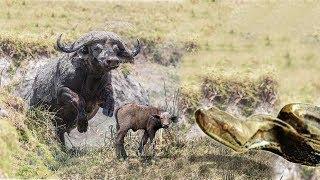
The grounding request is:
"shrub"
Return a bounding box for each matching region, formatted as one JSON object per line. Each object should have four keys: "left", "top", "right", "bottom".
{"left": 151, "top": 42, "right": 184, "bottom": 66}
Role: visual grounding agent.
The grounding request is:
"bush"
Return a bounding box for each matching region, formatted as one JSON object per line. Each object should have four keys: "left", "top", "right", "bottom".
{"left": 151, "top": 41, "right": 184, "bottom": 66}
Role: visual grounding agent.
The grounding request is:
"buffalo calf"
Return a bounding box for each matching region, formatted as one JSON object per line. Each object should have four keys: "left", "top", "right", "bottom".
{"left": 114, "top": 103, "right": 178, "bottom": 159}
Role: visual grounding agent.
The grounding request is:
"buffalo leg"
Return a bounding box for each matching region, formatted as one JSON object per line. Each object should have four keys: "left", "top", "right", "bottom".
{"left": 56, "top": 127, "right": 66, "bottom": 147}
{"left": 100, "top": 72, "right": 115, "bottom": 117}
{"left": 57, "top": 87, "right": 87, "bottom": 133}
{"left": 77, "top": 116, "right": 88, "bottom": 133}
{"left": 138, "top": 131, "right": 149, "bottom": 156}
{"left": 115, "top": 129, "right": 128, "bottom": 159}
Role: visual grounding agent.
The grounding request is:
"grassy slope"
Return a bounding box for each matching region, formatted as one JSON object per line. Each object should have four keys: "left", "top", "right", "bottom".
{"left": 0, "top": 89, "right": 64, "bottom": 178}
{"left": 0, "top": 90, "right": 278, "bottom": 179}
{"left": 0, "top": 0, "right": 216, "bottom": 62}
{"left": 179, "top": 1, "right": 320, "bottom": 108}
{"left": 2, "top": 1, "right": 320, "bottom": 104}
{"left": 1, "top": 0, "right": 320, "bottom": 179}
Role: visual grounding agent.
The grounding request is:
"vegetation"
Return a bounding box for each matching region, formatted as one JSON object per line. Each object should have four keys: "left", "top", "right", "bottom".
{"left": 0, "top": 0, "right": 208, "bottom": 63}
{"left": 1, "top": 1, "right": 320, "bottom": 105}
{"left": 180, "top": 67, "right": 278, "bottom": 124}
{"left": 0, "top": 89, "right": 278, "bottom": 179}
{"left": 0, "top": 0, "right": 320, "bottom": 179}
{"left": 2, "top": 0, "right": 320, "bottom": 105}
{"left": 0, "top": 89, "right": 63, "bottom": 178}
{"left": 57, "top": 136, "right": 275, "bottom": 179}
{"left": 200, "top": 69, "right": 277, "bottom": 115}
{"left": 120, "top": 64, "right": 133, "bottom": 78}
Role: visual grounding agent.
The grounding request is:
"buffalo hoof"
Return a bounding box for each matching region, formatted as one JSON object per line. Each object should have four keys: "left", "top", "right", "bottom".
{"left": 137, "top": 148, "right": 145, "bottom": 157}
{"left": 103, "top": 108, "right": 114, "bottom": 117}
{"left": 122, "top": 155, "right": 128, "bottom": 160}
{"left": 77, "top": 121, "right": 88, "bottom": 133}
{"left": 116, "top": 150, "right": 128, "bottom": 160}
{"left": 116, "top": 154, "right": 128, "bottom": 160}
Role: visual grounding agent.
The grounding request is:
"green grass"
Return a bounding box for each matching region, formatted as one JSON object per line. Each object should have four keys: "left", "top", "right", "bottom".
{"left": 0, "top": 90, "right": 63, "bottom": 178}
{"left": 0, "top": 92, "right": 277, "bottom": 179}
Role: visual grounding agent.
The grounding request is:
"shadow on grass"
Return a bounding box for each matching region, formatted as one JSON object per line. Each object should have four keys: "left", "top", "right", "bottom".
{"left": 189, "top": 154, "right": 273, "bottom": 179}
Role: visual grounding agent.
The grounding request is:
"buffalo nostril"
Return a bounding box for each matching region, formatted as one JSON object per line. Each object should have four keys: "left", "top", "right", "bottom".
{"left": 105, "top": 59, "right": 120, "bottom": 68}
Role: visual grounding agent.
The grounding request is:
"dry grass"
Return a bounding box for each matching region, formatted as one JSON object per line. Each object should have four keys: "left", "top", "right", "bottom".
{"left": 200, "top": 72, "right": 277, "bottom": 116}
{"left": 0, "top": 88, "right": 279, "bottom": 179}
{"left": 180, "top": 65, "right": 278, "bottom": 119}
{"left": 1, "top": 0, "right": 320, "bottom": 179}
{"left": 179, "top": 1, "right": 320, "bottom": 110}
{"left": 0, "top": 0, "right": 219, "bottom": 62}
{"left": 2, "top": 1, "right": 320, "bottom": 105}
{"left": 57, "top": 134, "right": 275, "bottom": 180}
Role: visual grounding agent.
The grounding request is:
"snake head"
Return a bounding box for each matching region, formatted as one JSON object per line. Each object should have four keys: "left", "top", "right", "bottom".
{"left": 195, "top": 107, "right": 248, "bottom": 153}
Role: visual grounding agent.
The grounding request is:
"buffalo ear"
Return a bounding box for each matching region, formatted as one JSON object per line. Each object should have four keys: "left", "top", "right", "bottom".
{"left": 170, "top": 116, "right": 178, "bottom": 123}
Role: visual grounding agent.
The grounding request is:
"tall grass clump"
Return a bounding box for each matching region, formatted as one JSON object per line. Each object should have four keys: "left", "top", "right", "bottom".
{"left": 179, "top": 85, "right": 202, "bottom": 116}
{"left": 201, "top": 73, "right": 278, "bottom": 116}
{"left": 0, "top": 33, "right": 55, "bottom": 66}
{"left": 179, "top": 67, "right": 278, "bottom": 119}
{"left": 0, "top": 89, "right": 65, "bottom": 178}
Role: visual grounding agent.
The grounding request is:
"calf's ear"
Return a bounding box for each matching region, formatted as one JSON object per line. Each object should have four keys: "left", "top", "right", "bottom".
{"left": 151, "top": 114, "right": 161, "bottom": 125}
{"left": 170, "top": 116, "right": 178, "bottom": 123}
{"left": 151, "top": 114, "right": 160, "bottom": 119}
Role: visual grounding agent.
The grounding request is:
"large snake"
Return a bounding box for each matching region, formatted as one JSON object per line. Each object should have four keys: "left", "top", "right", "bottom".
{"left": 195, "top": 103, "right": 320, "bottom": 166}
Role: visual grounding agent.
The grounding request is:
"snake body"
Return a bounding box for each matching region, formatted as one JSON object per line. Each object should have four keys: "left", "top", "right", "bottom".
{"left": 195, "top": 103, "right": 320, "bottom": 166}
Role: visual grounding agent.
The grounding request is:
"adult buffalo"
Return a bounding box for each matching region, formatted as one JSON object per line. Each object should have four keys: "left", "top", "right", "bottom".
{"left": 30, "top": 31, "right": 141, "bottom": 145}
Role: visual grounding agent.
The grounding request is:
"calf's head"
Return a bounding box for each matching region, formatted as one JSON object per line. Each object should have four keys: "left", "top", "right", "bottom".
{"left": 56, "top": 31, "right": 141, "bottom": 73}
{"left": 152, "top": 112, "right": 178, "bottom": 129}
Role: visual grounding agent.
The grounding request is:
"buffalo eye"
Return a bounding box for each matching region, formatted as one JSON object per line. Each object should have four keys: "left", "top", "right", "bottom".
{"left": 92, "top": 44, "right": 103, "bottom": 55}
{"left": 79, "top": 46, "right": 89, "bottom": 54}
{"left": 112, "top": 45, "right": 120, "bottom": 53}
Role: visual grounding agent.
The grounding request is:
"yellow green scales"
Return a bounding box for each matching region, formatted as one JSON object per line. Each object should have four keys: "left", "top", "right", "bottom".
{"left": 195, "top": 103, "right": 320, "bottom": 166}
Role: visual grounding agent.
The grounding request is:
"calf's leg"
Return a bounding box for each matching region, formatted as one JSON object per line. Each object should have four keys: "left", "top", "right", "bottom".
{"left": 148, "top": 130, "right": 157, "bottom": 157}
{"left": 138, "top": 131, "right": 149, "bottom": 156}
{"left": 115, "top": 129, "right": 128, "bottom": 159}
